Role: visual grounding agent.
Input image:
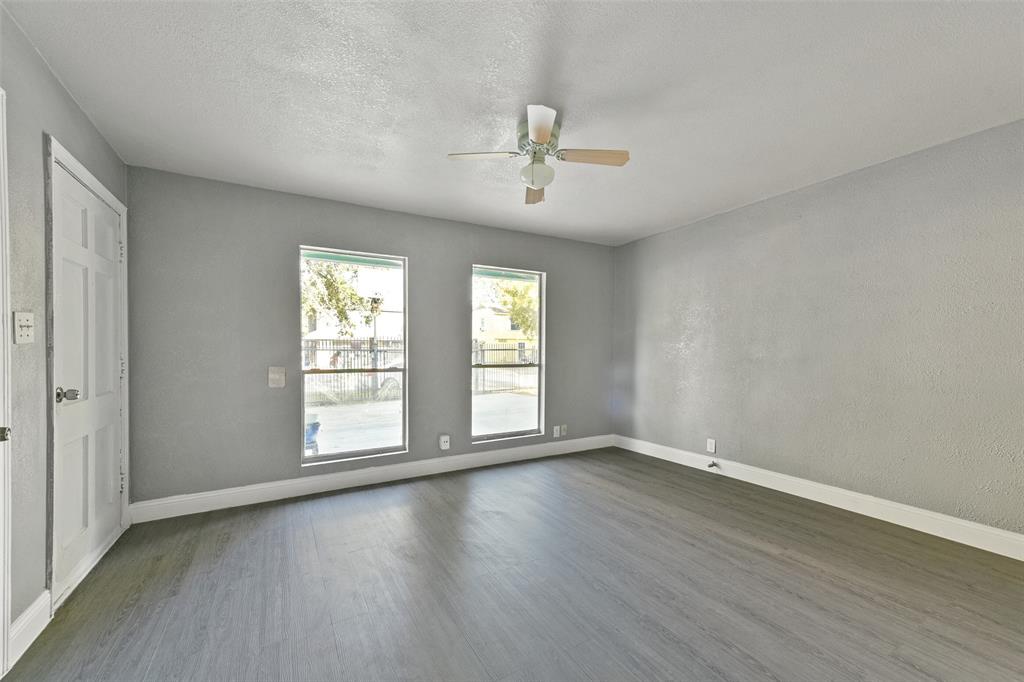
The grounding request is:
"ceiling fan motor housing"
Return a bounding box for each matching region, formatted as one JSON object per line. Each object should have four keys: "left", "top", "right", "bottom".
{"left": 517, "top": 120, "right": 560, "bottom": 156}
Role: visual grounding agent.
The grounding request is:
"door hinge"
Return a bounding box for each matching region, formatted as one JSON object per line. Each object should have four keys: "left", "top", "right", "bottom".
{"left": 120, "top": 356, "right": 126, "bottom": 379}
{"left": 118, "top": 241, "right": 125, "bottom": 263}
{"left": 120, "top": 466, "right": 126, "bottom": 494}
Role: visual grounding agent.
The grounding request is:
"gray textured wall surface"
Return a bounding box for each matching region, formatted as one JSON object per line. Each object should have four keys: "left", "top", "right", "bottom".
{"left": 1, "top": 10, "right": 127, "bottom": 618}
{"left": 612, "top": 121, "right": 1024, "bottom": 533}
{"left": 127, "top": 167, "right": 613, "bottom": 501}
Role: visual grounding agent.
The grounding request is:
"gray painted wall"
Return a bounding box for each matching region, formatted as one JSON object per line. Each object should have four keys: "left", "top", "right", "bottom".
{"left": 612, "top": 121, "right": 1024, "bottom": 533}
{"left": 127, "top": 167, "right": 612, "bottom": 501}
{"left": 1, "top": 9, "right": 127, "bottom": 617}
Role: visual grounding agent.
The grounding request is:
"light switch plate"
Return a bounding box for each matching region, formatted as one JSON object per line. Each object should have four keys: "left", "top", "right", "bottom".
{"left": 268, "top": 366, "right": 286, "bottom": 388}
{"left": 706, "top": 438, "right": 716, "bottom": 454}
{"left": 14, "top": 312, "right": 34, "bottom": 344}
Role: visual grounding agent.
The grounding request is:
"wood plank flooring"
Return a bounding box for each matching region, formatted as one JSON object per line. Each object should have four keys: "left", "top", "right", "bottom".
{"left": 9, "top": 448, "right": 1023, "bottom": 681}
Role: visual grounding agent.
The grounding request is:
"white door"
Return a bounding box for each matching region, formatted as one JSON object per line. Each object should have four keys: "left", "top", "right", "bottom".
{"left": 51, "top": 161, "right": 125, "bottom": 605}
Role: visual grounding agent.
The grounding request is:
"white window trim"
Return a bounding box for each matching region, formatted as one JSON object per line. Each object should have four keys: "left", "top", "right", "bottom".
{"left": 470, "top": 265, "right": 546, "bottom": 444}
{"left": 299, "top": 246, "right": 409, "bottom": 466}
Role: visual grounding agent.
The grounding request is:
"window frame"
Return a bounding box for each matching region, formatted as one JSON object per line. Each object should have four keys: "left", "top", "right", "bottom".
{"left": 299, "top": 245, "right": 409, "bottom": 466}
{"left": 470, "top": 264, "right": 546, "bottom": 443}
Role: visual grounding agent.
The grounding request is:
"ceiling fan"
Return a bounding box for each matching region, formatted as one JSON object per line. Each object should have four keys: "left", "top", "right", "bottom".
{"left": 448, "top": 105, "right": 629, "bottom": 205}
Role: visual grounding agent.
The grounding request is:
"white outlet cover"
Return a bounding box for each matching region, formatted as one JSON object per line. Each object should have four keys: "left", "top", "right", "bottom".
{"left": 553, "top": 425, "right": 561, "bottom": 438}
{"left": 14, "top": 312, "right": 34, "bottom": 344}
{"left": 706, "top": 438, "right": 716, "bottom": 454}
{"left": 439, "top": 434, "right": 451, "bottom": 450}
{"left": 268, "top": 366, "right": 286, "bottom": 388}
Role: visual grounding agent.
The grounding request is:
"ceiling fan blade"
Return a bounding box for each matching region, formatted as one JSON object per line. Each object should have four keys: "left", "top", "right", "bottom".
{"left": 527, "top": 105, "right": 557, "bottom": 144}
{"left": 556, "top": 149, "right": 630, "bottom": 166}
{"left": 525, "top": 187, "right": 545, "bottom": 205}
{"left": 447, "top": 152, "right": 521, "bottom": 160}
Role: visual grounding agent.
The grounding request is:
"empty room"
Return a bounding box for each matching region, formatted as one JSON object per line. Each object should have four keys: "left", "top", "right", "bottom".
{"left": 0, "top": 1, "right": 1020, "bottom": 680}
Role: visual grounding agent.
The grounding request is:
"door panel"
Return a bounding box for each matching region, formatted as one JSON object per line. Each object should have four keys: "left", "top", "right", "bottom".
{"left": 58, "top": 259, "right": 89, "bottom": 399}
{"left": 95, "top": 424, "right": 116, "bottom": 505}
{"left": 59, "top": 194, "right": 87, "bottom": 246}
{"left": 52, "top": 162, "right": 124, "bottom": 604}
{"left": 57, "top": 436, "right": 88, "bottom": 552}
{"left": 93, "top": 209, "right": 118, "bottom": 263}
{"left": 94, "top": 271, "right": 115, "bottom": 396}
{"left": 93, "top": 422, "right": 120, "bottom": 533}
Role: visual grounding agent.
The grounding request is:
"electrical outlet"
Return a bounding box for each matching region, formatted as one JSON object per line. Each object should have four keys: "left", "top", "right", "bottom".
{"left": 560, "top": 424, "right": 567, "bottom": 438}
{"left": 706, "top": 438, "right": 716, "bottom": 454}
{"left": 439, "top": 434, "right": 450, "bottom": 450}
{"left": 553, "top": 425, "right": 561, "bottom": 438}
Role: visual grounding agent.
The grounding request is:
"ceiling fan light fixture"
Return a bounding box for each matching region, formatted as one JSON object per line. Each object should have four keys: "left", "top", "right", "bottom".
{"left": 448, "top": 104, "right": 628, "bottom": 203}
{"left": 520, "top": 158, "right": 555, "bottom": 189}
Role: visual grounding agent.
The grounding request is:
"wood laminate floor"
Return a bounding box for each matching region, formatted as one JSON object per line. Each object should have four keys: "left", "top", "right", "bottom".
{"left": 9, "top": 448, "right": 1024, "bottom": 681}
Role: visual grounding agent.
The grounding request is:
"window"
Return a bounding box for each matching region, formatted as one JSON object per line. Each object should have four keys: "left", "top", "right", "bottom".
{"left": 301, "top": 247, "right": 406, "bottom": 462}
{"left": 471, "top": 266, "right": 544, "bottom": 441}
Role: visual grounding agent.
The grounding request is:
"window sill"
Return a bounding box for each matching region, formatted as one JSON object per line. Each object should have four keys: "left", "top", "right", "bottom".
{"left": 301, "top": 448, "right": 408, "bottom": 468}
{"left": 471, "top": 431, "right": 544, "bottom": 445}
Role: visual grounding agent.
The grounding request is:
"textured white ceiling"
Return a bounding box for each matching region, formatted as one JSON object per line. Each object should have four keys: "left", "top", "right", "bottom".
{"left": 6, "top": 1, "right": 1022, "bottom": 245}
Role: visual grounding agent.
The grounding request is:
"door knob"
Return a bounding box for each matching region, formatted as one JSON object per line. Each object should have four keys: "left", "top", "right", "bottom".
{"left": 55, "top": 387, "right": 80, "bottom": 403}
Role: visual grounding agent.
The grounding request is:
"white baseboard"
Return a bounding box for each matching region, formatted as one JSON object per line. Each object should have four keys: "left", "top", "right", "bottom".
{"left": 614, "top": 435, "right": 1024, "bottom": 562}
{"left": 51, "top": 523, "right": 128, "bottom": 611}
{"left": 131, "top": 435, "right": 616, "bottom": 523}
{"left": 8, "top": 590, "right": 50, "bottom": 669}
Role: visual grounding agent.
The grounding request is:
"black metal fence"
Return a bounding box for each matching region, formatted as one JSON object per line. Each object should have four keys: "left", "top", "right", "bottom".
{"left": 471, "top": 366, "right": 539, "bottom": 394}
{"left": 302, "top": 339, "right": 540, "bottom": 404}
{"left": 303, "top": 338, "right": 404, "bottom": 405}
{"left": 472, "top": 341, "right": 540, "bottom": 394}
{"left": 471, "top": 341, "right": 539, "bottom": 366}
{"left": 303, "top": 337, "right": 404, "bottom": 370}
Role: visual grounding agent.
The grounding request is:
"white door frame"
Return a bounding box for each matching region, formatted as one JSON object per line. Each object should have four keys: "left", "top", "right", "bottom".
{"left": 0, "top": 87, "right": 13, "bottom": 675}
{"left": 45, "top": 136, "right": 129, "bottom": 612}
